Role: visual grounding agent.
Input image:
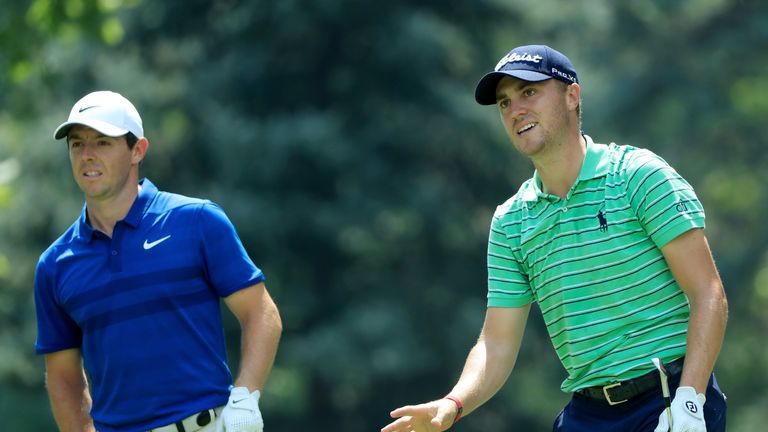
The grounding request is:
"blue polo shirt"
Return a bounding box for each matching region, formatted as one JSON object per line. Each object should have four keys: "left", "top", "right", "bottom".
{"left": 34, "top": 179, "right": 265, "bottom": 432}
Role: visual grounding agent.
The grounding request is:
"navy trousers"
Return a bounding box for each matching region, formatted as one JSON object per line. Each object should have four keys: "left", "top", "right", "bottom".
{"left": 553, "top": 371, "right": 727, "bottom": 432}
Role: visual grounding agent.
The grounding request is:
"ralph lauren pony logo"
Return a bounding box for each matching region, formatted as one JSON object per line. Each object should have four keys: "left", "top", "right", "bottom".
{"left": 597, "top": 205, "right": 608, "bottom": 232}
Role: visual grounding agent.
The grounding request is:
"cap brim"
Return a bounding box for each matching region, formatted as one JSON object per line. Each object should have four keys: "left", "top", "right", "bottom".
{"left": 53, "top": 119, "right": 130, "bottom": 140}
{"left": 474, "top": 70, "right": 552, "bottom": 105}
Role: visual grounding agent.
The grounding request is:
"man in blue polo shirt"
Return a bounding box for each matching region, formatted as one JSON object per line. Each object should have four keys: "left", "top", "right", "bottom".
{"left": 34, "top": 90, "right": 282, "bottom": 432}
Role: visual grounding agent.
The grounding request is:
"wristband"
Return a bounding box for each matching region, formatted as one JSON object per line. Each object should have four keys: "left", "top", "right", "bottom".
{"left": 443, "top": 395, "right": 463, "bottom": 425}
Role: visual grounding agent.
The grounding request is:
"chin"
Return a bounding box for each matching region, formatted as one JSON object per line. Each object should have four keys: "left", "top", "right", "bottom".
{"left": 81, "top": 185, "right": 109, "bottom": 199}
{"left": 514, "top": 139, "right": 545, "bottom": 155}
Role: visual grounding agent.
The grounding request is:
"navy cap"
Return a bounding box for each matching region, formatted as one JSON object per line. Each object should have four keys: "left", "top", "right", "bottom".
{"left": 474, "top": 45, "right": 578, "bottom": 105}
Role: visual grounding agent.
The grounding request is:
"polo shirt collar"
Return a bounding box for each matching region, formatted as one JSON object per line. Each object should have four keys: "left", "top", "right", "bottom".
{"left": 577, "top": 135, "right": 611, "bottom": 181}
{"left": 74, "top": 178, "right": 158, "bottom": 242}
{"left": 124, "top": 178, "right": 158, "bottom": 228}
{"left": 522, "top": 135, "right": 610, "bottom": 203}
{"left": 74, "top": 205, "right": 96, "bottom": 242}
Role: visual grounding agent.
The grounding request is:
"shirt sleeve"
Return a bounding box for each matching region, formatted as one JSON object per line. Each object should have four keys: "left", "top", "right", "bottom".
{"left": 196, "top": 202, "right": 265, "bottom": 297}
{"left": 34, "top": 257, "right": 83, "bottom": 354}
{"left": 624, "top": 151, "right": 705, "bottom": 248}
{"left": 487, "top": 211, "right": 534, "bottom": 308}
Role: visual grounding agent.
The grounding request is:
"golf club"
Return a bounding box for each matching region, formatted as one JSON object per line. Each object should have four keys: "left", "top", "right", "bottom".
{"left": 652, "top": 357, "right": 673, "bottom": 428}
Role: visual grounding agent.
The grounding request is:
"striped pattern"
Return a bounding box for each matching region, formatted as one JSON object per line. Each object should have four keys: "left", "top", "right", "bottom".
{"left": 487, "top": 138, "right": 704, "bottom": 392}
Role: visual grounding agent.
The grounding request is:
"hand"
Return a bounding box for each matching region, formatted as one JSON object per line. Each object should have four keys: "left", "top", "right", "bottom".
{"left": 381, "top": 399, "right": 458, "bottom": 432}
{"left": 216, "top": 387, "right": 264, "bottom": 432}
{"left": 654, "top": 386, "right": 706, "bottom": 432}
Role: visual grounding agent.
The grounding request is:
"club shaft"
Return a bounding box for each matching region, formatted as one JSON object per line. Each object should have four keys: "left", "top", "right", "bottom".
{"left": 652, "top": 358, "right": 674, "bottom": 428}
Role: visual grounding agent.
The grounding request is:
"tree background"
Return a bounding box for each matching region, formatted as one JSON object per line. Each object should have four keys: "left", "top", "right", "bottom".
{"left": 1, "top": 0, "right": 766, "bottom": 430}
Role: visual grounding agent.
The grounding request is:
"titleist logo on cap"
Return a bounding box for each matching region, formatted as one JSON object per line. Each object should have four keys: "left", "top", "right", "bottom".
{"left": 474, "top": 45, "right": 579, "bottom": 105}
{"left": 495, "top": 52, "right": 543, "bottom": 71}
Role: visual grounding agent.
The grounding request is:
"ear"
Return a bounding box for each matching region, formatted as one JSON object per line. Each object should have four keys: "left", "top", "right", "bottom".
{"left": 132, "top": 137, "right": 149, "bottom": 165}
{"left": 566, "top": 83, "right": 581, "bottom": 112}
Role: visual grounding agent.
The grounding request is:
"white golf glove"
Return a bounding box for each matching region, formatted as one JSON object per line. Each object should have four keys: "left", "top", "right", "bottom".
{"left": 654, "top": 386, "right": 706, "bottom": 432}
{"left": 216, "top": 386, "right": 264, "bottom": 432}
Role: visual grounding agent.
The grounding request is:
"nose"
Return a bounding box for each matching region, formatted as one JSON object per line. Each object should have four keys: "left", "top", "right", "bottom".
{"left": 79, "top": 142, "right": 97, "bottom": 160}
{"left": 510, "top": 99, "right": 529, "bottom": 119}
{"left": 503, "top": 100, "right": 528, "bottom": 126}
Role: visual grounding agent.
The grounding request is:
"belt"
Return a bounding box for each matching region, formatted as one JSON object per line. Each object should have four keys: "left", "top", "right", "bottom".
{"left": 150, "top": 406, "right": 224, "bottom": 432}
{"left": 576, "top": 357, "right": 684, "bottom": 406}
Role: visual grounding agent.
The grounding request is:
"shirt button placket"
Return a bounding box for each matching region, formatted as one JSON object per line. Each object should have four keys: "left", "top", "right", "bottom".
{"left": 109, "top": 227, "right": 123, "bottom": 273}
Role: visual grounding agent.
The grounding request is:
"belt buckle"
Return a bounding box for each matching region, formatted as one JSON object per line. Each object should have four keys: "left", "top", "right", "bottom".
{"left": 602, "top": 382, "right": 628, "bottom": 405}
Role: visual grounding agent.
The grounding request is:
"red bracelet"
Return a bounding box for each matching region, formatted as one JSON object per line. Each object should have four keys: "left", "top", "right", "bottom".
{"left": 443, "top": 395, "right": 463, "bottom": 425}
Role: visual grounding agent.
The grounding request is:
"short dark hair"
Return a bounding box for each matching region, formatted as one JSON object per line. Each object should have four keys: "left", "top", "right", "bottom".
{"left": 125, "top": 132, "right": 139, "bottom": 150}
{"left": 65, "top": 130, "right": 139, "bottom": 149}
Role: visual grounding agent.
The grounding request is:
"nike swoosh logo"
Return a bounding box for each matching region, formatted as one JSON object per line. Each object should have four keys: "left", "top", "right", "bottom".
{"left": 78, "top": 105, "right": 100, "bottom": 113}
{"left": 143, "top": 235, "right": 171, "bottom": 250}
{"left": 232, "top": 398, "right": 248, "bottom": 404}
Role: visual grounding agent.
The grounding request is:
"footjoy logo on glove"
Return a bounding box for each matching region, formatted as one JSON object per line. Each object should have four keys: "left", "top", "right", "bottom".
{"left": 685, "top": 400, "right": 698, "bottom": 413}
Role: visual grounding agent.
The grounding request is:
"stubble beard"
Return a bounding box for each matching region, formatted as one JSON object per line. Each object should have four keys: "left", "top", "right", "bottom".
{"left": 526, "top": 101, "right": 573, "bottom": 162}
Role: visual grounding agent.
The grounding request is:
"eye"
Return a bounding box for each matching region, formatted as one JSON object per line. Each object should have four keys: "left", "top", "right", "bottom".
{"left": 497, "top": 98, "right": 511, "bottom": 110}
{"left": 523, "top": 88, "right": 537, "bottom": 97}
{"left": 98, "top": 139, "right": 112, "bottom": 146}
{"left": 68, "top": 140, "right": 82, "bottom": 149}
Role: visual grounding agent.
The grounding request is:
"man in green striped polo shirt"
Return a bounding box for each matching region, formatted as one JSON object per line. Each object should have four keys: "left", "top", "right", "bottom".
{"left": 383, "top": 45, "right": 728, "bottom": 432}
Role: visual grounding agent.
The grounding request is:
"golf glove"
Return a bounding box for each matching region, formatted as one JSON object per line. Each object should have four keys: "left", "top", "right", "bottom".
{"left": 654, "top": 386, "right": 706, "bottom": 432}
{"left": 217, "top": 386, "right": 263, "bottom": 432}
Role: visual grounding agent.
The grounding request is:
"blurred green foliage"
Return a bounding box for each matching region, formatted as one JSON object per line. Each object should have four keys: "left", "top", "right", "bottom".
{"left": 1, "top": 0, "right": 767, "bottom": 430}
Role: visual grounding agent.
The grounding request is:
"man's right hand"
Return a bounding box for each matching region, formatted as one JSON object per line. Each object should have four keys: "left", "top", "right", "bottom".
{"left": 381, "top": 398, "right": 458, "bottom": 432}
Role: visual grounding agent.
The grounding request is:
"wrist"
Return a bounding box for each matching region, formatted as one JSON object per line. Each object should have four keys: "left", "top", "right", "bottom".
{"left": 443, "top": 395, "right": 463, "bottom": 425}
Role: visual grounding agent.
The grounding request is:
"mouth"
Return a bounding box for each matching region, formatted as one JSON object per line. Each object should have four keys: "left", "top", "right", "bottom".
{"left": 82, "top": 170, "right": 103, "bottom": 178}
{"left": 517, "top": 122, "right": 537, "bottom": 135}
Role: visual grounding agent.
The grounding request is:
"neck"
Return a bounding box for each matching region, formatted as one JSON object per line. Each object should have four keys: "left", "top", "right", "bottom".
{"left": 86, "top": 183, "right": 141, "bottom": 237}
{"left": 534, "top": 133, "right": 587, "bottom": 198}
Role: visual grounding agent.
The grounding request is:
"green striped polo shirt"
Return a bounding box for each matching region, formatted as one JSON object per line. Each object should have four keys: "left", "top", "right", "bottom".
{"left": 487, "top": 135, "right": 705, "bottom": 393}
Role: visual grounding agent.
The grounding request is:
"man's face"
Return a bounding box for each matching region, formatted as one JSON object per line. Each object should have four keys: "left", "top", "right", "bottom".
{"left": 67, "top": 125, "right": 141, "bottom": 201}
{"left": 494, "top": 77, "right": 579, "bottom": 158}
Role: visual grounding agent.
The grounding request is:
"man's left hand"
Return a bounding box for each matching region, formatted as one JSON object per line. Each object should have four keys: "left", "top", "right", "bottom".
{"left": 217, "top": 386, "right": 263, "bottom": 432}
{"left": 654, "top": 386, "right": 706, "bottom": 432}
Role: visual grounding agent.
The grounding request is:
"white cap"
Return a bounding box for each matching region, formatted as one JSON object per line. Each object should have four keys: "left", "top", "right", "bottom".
{"left": 53, "top": 91, "right": 144, "bottom": 140}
